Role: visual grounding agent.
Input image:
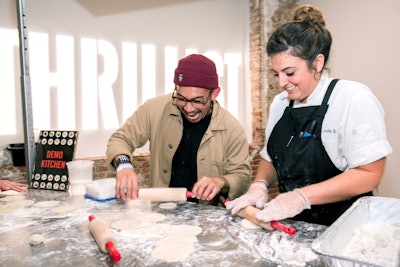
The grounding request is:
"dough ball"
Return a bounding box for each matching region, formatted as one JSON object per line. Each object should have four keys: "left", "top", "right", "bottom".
{"left": 29, "top": 234, "right": 44, "bottom": 245}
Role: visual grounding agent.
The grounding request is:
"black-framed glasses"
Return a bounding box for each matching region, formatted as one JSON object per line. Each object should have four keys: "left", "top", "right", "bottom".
{"left": 172, "top": 89, "right": 213, "bottom": 108}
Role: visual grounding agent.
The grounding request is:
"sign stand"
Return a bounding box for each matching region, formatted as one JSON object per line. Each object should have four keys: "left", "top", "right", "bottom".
{"left": 16, "top": 0, "right": 35, "bottom": 183}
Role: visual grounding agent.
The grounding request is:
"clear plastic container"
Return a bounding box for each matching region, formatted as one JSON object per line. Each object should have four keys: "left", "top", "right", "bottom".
{"left": 66, "top": 160, "right": 94, "bottom": 195}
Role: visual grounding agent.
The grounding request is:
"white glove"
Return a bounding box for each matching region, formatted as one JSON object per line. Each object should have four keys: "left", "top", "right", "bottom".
{"left": 225, "top": 182, "right": 268, "bottom": 215}
{"left": 256, "top": 189, "right": 311, "bottom": 222}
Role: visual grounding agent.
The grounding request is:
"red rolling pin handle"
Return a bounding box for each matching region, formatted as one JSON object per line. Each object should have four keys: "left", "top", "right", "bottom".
{"left": 105, "top": 241, "right": 121, "bottom": 262}
{"left": 186, "top": 191, "right": 194, "bottom": 198}
{"left": 88, "top": 215, "right": 121, "bottom": 262}
{"left": 270, "top": 221, "right": 296, "bottom": 236}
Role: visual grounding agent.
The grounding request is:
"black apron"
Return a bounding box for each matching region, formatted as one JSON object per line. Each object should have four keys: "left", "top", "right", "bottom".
{"left": 267, "top": 79, "right": 371, "bottom": 226}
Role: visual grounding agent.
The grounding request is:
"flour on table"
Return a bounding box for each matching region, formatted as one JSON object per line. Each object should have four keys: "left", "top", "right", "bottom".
{"left": 34, "top": 201, "right": 60, "bottom": 208}
{"left": 111, "top": 211, "right": 203, "bottom": 262}
{"left": 240, "top": 218, "right": 261, "bottom": 229}
{"left": 0, "top": 195, "right": 26, "bottom": 202}
{"left": 269, "top": 230, "right": 317, "bottom": 266}
{"left": 111, "top": 219, "right": 153, "bottom": 232}
{"left": 29, "top": 234, "right": 44, "bottom": 245}
{"left": 159, "top": 202, "right": 177, "bottom": 210}
{"left": 51, "top": 205, "right": 75, "bottom": 213}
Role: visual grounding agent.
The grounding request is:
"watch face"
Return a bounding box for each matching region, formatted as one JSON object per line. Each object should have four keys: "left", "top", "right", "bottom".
{"left": 117, "top": 156, "right": 131, "bottom": 167}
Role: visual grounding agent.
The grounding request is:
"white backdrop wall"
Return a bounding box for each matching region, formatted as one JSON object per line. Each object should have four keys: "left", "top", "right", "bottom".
{"left": 299, "top": 0, "right": 400, "bottom": 198}
{"left": 0, "top": 0, "right": 251, "bottom": 157}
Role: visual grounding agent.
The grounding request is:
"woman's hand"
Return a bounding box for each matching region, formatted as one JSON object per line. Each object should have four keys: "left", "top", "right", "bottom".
{"left": 256, "top": 189, "right": 310, "bottom": 222}
{"left": 225, "top": 182, "right": 269, "bottom": 215}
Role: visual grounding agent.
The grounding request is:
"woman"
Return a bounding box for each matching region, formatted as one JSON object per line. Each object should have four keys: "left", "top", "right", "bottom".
{"left": 226, "top": 5, "right": 392, "bottom": 225}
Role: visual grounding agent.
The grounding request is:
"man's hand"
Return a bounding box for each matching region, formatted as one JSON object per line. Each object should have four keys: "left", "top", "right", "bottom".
{"left": 225, "top": 182, "right": 268, "bottom": 214}
{"left": 256, "top": 189, "right": 311, "bottom": 222}
{"left": 115, "top": 168, "right": 138, "bottom": 199}
{"left": 191, "top": 176, "right": 226, "bottom": 201}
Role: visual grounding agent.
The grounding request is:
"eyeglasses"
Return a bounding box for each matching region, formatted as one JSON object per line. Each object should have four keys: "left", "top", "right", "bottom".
{"left": 172, "top": 89, "right": 213, "bottom": 108}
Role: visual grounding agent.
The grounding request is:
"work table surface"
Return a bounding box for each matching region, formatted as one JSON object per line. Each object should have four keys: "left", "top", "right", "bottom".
{"left": 0, "top": 189, "right": 328, "bottom": 266}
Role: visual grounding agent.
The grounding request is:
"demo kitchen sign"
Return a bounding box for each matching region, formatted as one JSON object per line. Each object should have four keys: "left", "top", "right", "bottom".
{"left": 30, "top": 130, "right": 78, "bottom": 191}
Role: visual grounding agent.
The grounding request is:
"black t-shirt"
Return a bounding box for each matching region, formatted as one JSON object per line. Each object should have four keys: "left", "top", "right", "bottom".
{"left": 170, "top": 113, "right": 211, "bottom": 193}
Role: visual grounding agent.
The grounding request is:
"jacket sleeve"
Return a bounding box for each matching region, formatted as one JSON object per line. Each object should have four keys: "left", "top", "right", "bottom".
{"left": 106, "top": 103, "right": 152, "bottom": 170}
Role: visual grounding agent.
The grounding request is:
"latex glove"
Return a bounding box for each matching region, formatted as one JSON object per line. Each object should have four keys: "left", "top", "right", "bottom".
{"left": 225, "top": 182, "right": 268, "bottom": 215}
{"left": 256, "top": 189, "right": 311, "bottom": 222}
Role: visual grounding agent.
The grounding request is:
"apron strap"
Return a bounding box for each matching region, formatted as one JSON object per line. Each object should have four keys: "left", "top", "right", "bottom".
{"left": 322, "top": 79, "right": 339, "bottom": 105}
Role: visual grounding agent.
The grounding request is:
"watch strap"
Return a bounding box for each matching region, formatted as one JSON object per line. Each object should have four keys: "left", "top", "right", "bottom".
{"left": 116, "top": 163, "right": 134, "bottom": 173}
{"left": 114, "top": 155, "right": 131, "bottom": 168}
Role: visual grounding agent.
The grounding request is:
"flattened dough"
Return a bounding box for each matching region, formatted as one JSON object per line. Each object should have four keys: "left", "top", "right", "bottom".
{"left": 5, "top": 199, "right": 34, "bottom": 207}
{"left": 152, "top": 236, "right": 196, "bottom": 262}
{"left": 0, "top": 205, "right": 19, "bottom": 214}
{"left": 51, "top": 205, "right": 75, "bottom": 213}
{"left": 34, "top": 201, "right": 60, "bottom": 208}
{"left": 0, "top": 195, "right": 26, "bottom": 202}
{"left": 137, "top": 212, "right": 166, "bottom": 222}
{"left": 164, "top": 224, "right": 202, "bottom": 236}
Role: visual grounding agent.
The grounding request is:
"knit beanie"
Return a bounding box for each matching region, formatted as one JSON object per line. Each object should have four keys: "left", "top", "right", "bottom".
{"left": 174, "top": 54, "right": 218, "bottom": 89}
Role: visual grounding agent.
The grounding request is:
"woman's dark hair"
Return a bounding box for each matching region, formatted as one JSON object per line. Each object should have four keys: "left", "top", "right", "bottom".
{"left": 266, "top": 5, "right": 332, "bottom": 70}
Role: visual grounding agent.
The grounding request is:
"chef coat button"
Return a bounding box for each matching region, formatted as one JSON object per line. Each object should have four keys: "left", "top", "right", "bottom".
{"left": 168, "top": 144, "right": 173, "bottom": 149}
{"left": 163, "top": 169, "right": 168, "bottom": 173}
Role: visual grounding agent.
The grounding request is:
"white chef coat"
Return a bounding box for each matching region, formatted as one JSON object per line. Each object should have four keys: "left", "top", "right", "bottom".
{"left": 261, "top": 71, "right": 392, "bottom": 171}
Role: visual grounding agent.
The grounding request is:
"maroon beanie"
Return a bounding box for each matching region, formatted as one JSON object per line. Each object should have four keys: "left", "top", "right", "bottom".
{"left": 174, "top": 54, "right": 218, "bottom": 89}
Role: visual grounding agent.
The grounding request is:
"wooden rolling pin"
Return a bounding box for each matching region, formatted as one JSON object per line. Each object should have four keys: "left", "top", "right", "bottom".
{"left": 88, "top": 215, "right": 121, "bottom": 262}
{"left": 225, "top": 201, "right": 296, "bottom": 236}
{"left": 138, "top": 187, "right": 193, "bottom": 202}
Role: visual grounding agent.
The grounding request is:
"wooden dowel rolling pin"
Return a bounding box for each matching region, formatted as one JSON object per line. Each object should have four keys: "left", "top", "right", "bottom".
{"left": 225, "top": 200, "right": 296, "bottom": 236}
{"left": 88, "top": 215, "right": 121, "bottom": 262}
{"left": 137, "top": 187, "right": 193, "bottom": 202}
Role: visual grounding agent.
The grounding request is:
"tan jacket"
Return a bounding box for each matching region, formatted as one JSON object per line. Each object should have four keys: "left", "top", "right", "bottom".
{"left": 106, "top": 94, "right": 251, "bottom": 205}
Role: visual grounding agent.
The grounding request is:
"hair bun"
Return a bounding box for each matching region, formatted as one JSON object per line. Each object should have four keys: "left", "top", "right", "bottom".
{"left": 291, "top": 4, "right": 326, "bottom": 27}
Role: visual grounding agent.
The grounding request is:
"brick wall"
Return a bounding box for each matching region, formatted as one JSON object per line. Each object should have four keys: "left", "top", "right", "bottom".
{"left": 1, "top": 0, "right": 298, "bottom": 200}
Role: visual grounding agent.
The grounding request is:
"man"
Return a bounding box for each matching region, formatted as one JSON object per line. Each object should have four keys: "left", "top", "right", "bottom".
{"left": 106, "top": 54, "right": 251, "bottom": 205}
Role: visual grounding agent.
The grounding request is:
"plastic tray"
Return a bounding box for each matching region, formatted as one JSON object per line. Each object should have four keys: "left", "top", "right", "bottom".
{"left": 312, "top": 196, "right": 400, "bottom": 267}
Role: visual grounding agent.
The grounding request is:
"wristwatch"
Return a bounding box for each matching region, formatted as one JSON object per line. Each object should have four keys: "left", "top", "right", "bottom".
{"left": 114, "top": 155, "right": 131, "bottom": 168}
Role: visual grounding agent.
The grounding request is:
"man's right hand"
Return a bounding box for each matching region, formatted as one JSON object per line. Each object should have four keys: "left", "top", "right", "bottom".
{"left": 115, "top": 168, "right": 138, "bottom": 199}
{"left": 225, "top": 182, "right": 269, "bottom": 215}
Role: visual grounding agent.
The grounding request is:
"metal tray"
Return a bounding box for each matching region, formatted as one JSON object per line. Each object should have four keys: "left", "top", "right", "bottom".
{"left": 312, "top": 196, "right": 400, "bottom": 267}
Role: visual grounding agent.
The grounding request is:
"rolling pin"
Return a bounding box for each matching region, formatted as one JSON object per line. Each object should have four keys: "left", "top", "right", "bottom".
{"left": 225, "top": 200, "right": 296, "bottom": 236}
{"left": 138, "top": 187, "right": 193, "bottom": 202}
{"left": 88, "top": 215, "right": 121, "bottom": 262}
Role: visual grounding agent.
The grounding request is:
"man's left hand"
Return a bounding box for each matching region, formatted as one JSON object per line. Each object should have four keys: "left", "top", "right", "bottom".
{"left": 191, "top": 176, "right": 226, "bottom": 201}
